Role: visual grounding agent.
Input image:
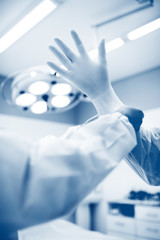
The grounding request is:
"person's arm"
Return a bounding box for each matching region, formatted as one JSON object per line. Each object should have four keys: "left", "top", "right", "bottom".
{"left": 0, "top": 113, "right": 136, "bottom": 237}
{"left": 124, "top": 127, "right": 160, "bottom": 186}
{"left": 115, "top": 107, "right": 160, "bottom": 185}
{"left": 48, "top": 30, "right": 160, "bottom": 186}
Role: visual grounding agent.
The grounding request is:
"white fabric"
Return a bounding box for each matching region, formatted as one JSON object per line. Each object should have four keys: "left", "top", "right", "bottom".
{"left": 0, "top": 113, "right": 136, "bottom": 239}
{"left": 18, "top": 219, "right": 123, "bottom": 240}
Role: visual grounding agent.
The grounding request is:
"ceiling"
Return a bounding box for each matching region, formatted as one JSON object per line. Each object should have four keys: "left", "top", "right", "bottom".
{"left": 0, "top": 0, "right": 160, "bottom": 81}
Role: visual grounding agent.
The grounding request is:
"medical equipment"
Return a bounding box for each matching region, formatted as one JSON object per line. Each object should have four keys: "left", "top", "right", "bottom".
{"left": 0, "top": 65, "right": 88, "bottom": 114}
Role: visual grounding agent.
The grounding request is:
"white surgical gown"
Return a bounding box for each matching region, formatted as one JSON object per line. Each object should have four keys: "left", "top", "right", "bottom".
{"left": 0, "top": 113, "right": 136, "bottom": 239}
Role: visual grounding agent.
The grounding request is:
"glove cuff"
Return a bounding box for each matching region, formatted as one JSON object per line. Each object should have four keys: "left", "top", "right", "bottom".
{"left": 116, "top": 106, "right": 144, "bottom": 132}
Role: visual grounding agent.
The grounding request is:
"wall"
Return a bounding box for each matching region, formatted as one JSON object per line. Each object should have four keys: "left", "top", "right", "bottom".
{"left": 113, "top": 66, "right": 160, "bottom": 110}
{"left": 0, "top": 113, "right": 72, "bottom": 141}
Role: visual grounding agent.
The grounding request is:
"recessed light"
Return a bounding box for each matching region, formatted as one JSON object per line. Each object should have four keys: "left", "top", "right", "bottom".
{"left": 0, "top": 0, "right": 57, "bottom": 53}
{"left": 127, "top": 18, "right": 160, "bottom": 40}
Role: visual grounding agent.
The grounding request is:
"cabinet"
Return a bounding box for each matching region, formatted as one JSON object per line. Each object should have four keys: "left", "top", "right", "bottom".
{"left": 106, "top": 201, "right": 160, "bottom": 240}
{"left": 107, "top": 215, "right": 135, "bottom": 237}
{"left": 136, "top": 221, "right": 160, "bottom": 240}
{"left": 135, "top": 205, "right": 160, "bottom": 240}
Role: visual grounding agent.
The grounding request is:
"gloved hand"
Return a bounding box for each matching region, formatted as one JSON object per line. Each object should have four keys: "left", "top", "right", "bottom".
{"left": 117, "top": 106, "right": 144, "bottom": 132}
{"left": 48, "top": 30, "right": 109, "bottom": 100}
{"left": 47, "top": 30, "right": 123, "bottom": 115}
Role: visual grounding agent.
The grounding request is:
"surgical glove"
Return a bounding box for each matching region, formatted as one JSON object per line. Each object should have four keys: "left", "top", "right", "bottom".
{"left": 117, "top": 106, "right": 144, "bottom": 132}
{"left": 47, "top": 30, "right": 123, "bottom": 115}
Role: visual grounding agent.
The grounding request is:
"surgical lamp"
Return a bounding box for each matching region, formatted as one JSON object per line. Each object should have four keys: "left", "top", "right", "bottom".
{"left": 1, "top": 65, "right": 88, "bottom": 114}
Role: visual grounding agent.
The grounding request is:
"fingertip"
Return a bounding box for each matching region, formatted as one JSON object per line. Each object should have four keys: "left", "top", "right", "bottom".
{"left": 54, "top": 38, "right": 60, "bottom": 43}
{"left": 48, "top": 45, "right": 53, "bottom": 51}
{"left": 71, "top": 29, "right": 77, "bottom": 37}
{"left": 98, "top": 39, "right": 105, "bottom": 50}
{"left": 47, "top": 61, "right": 52, "bottom": 67}
{"left": 71, "top": 29, "right": 75, "bottom": 34}
{"left": 49, "top": 46, "right": 57, "bottom": 53}
{"left": 101, "top": 39, "right": 106, "bottom": 48}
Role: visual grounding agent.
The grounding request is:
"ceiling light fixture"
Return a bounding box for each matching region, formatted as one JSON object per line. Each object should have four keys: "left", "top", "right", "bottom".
{"left": 0, "top": 0, "right": 57, "bottom": 53}
{"left": 127, "top": 18, "right": 160, "bottom": 40}
{"left": 89, "top": 38, "right": 124, "bottom": 59}
{"left": 1, "top": 65, "right": 85, "bottom": 114}
{"left": 106, "top": 38, "right": 124, "bottom": 52}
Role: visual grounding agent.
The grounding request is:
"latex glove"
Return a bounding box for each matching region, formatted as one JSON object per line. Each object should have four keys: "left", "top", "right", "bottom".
{"left": 47, "top": 30, "right": 123, "bottom": 115}
{"left": 117, "top": 106, "right": 144, "bottom": 132}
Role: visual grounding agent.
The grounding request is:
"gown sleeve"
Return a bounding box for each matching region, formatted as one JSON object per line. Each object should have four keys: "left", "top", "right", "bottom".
{"left": 0, "top": 113, "right": 136, "bottom": 237}
{"left": 125, "top": 127, "right": 160, "bottom": 186}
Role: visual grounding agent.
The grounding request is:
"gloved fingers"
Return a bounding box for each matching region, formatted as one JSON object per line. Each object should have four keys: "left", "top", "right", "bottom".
{"left": 54, "top": 38, "right": 77, "bottom": 62}
{"left": 71, "top": 30, "right": 88, "bottom": 57}
{"left": 98, "top": 39, "right": 107, "bottom": 65}
{"left": 49, "top": 46, "right": 71, "bottom": 69}
{"left": 47, "top": 61, "right": 69, "bottom": 78}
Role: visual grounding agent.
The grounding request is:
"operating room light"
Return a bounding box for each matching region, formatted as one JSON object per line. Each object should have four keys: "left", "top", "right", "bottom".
{"left": 16, "top": 93, "right": 36, "bottom": 106}
{"left": 31, "top": 101, "right": 48, "bottom": 114}
{"left": 89, "top": 38, "right": 124, "bottom": 59}
{"left": 30, "top": 71, "right": 37, "bottom": 77}
{"left": 51, "top": 96, "right": 71, "bottom": 108}
{"left": 28, "top": 81, "right": 50, "bottom": 95}
{"left": 0, "top": 0, "right": 57, "bottom": 53}
{"left": 49, "top": 69, "right": 56, "bottom": 75}
{"left": 1, "top": 65, "right": 83, "bottom": 114}
{"left": 106, "top": 38, "right": 124, "bottom": 52}
{"left": 127, "top": 18, "right": 160, "bottom": 40}
{"left": 51, "top": 83, "right": 72, "bottom": 95}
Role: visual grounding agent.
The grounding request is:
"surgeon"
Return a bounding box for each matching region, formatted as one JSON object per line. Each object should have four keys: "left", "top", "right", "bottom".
{"left": 48, "top": 30, "right": 160, "bottom": 186}
{"left": 0, "top": 31, "right": 150, "bottom": 240}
